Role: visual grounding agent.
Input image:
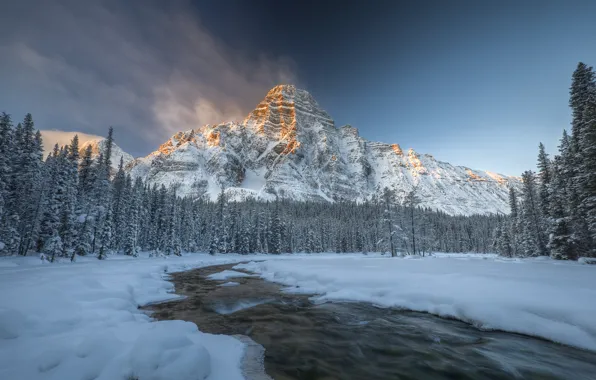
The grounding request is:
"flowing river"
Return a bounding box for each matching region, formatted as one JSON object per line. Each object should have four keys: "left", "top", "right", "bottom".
{"left": 145, "top": 263, "right": 596, "bottom": 380}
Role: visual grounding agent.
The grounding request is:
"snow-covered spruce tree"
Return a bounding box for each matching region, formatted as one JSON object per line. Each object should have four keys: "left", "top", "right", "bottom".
{"left": 63, "top": 136, "right": 80, "bottom": 261}
{"left": 178, "top": 197, "right": 193, "bottom": 252}
{"left": 519, "top": 171, "right": 547, "bottom": 256}
{"left": 123, "top": 177, "right": 142, "bottom": 257}
{"left": 39, "top": 146, "right": 66, "bottom": 255}
{"left": 546, "top": 140, "right": 577, "bottom": 259}
{"left": 568, "top": 62, "right": 596, "bottom": 254}
{"left": 578, "top": 90, "right": 596, "bottom": 253}
{"left": 537, "top": 142, "right": 552, "bottom": 219}
{"left": 496, "top": 222, "right": 513, "bottom": 257}
{"left": 97, "top": 206, "right": 113, "bottom": 260}
{"left": 268, "top": 200, "right": 282, "bottom": 254}
{"left": 548, "top": 166, "right": 576, "bottom": 260}
{"left": 163, "top": 191, "right": 180, "bottom": 256}
{"left": 78, "top": 144, "right": 95, "bottom": 200}
{"left": 111, "top": 157, "right": 127, "bottom": 252}
{"left": 256, "top": 209, "right": 268, "bottom": 253}
{"left": 46, "top": 230, "right": 63, "bottom": 263}
{"left": 403, "top": 188, "right": 420, "bottom": 255}
{"left": 0, "top": 113, "right": 18, "bottom": 253}
{"left": 61, "top": 191, "right": 77, "bottom": 261}
{"left": 418, "top": 213, "right": 435, "bottom": 257}
{"left": 137, "top": 183, "right": 151, "bottom": 250}
{"left": 156, "top": 185, "right": 170, "bottom": 254}
{"left": 0, "top": 113, "right": 13, "bottom": 239}
{"left": 208, "top": 220, "right": 219, "bottom": 255}
{"left": 146, "top": 184, "right": 161, "bottom": 253}
{"left": 215, "top": 188, "right": 229, "bottom": 253}
{"left": 226, "top": 201, "right": 238, "bottom": 253}
{"left": 104, "top": 126, "right": 114, "bottom": 172}
{"left": 12, "top": 114, "right": 44, "bottom": 255}
{"left": 237, "top": 216, "right": 251, "bottom": 255}
{"left": 75, "top": 212, "right": 93, "bottom": 257}
{"left": 570, "top": 63, "right": 595, "bottom": 147}
{"left": 382, "top": 188, "right": 397, "bottom": 257}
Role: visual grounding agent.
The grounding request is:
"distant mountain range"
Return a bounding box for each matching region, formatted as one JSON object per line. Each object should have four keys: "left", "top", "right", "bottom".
{"left": 122, "top": 85, "right": 519, "bottom": 215}
{"left": 43, "top": 86, "right": 519, "bottom": 215}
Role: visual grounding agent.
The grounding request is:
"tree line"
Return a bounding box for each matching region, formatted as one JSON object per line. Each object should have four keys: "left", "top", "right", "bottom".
{"left": 494, "top": 62, "right": 596, "bottom": 259}
{"left": 0, "top": 114, "right": 503, "bottom": 260}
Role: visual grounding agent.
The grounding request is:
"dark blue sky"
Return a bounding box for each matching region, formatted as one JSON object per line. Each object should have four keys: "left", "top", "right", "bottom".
{"left": 1, "top": 0, "right": 596, "bottom": 174}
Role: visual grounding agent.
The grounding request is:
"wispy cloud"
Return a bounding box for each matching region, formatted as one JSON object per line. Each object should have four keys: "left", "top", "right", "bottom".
{"left": 0, "top": 0, "right": 297, "bottom": 156}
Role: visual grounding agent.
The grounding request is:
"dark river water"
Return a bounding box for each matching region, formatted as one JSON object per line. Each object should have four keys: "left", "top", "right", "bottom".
{"left": 145, "top": 263, "right": 596, "bottom": 380}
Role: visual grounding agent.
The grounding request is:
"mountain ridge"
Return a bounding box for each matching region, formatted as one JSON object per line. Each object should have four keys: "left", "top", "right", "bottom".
{"left": 40, "top": 131, "right": 134, "bottom": 171}
{"left": 124, "top": 84, "right": 519, "bottom": 215}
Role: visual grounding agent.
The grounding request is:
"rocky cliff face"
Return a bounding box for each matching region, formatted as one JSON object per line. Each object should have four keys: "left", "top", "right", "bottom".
{"left": 127, "top": 85, "right": 519, "bottom": 215}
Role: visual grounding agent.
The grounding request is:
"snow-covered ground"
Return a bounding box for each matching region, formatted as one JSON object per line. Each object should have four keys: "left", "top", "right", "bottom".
{"left": 2, "top": 252, "right": 595, "bottom": 380}
{"left": 0, "top": 253, "right": 276, "bottom": 380}
{"left": 236, "top": 254, "right": 596, "bottom": 352}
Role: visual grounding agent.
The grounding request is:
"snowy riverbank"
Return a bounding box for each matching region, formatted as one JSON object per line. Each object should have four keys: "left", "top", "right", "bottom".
{"left": 2, "top": 252, "right": 594, "bottom": 380}
{"left": 236, "top": 254, "right": 596, "bottom": 352}
{"left": 0, "top": 253, "right": 279, "bottom": 380}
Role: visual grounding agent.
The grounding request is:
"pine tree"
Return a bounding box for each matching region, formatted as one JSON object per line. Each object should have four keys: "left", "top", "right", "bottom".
{"left": 46, "top": 230, "right": 63, "bottom": 263}
{"left": 496, "top": 222, "right": 513, "bottom": 257}
{"left": 506, "top": 187, "right": 520, "bottom": 256}
{"left": 268, "top": 200, "right": 282, "bottom": 254}
{"left": 111, "top": 157, "right": 127, "bottom": 251}
{"left": 548, "top": 167, "right": 576, "bottom": 261}
{"left": 12, "top": 114, "right": 44, "bottom": 255}
{"left": 208, "top": 219, "right": 219, "bottom": 255}
{"left": 578, "top": 90, "right": 596, "bottom": 251}
{"left": 403, "top": 188, "right": 420, "bottom": 255}
{"left": 97, "top": 207, "right": 113, "bottom": 260}
{"left": 0, "top": 112, "right": 14, "bottom": 252}
{"left": 75, "top": 206, "right": 94, "bottom": 258}
{"left": 537, "top": 142, "right": 552, "bottom": 218}
{"left": 123, "top": 177, "right": 141, "bottom": 257}
{"left": 520, "top": 171, "right": 547, "bottom": 256}
{"left": 62, "top": 196, "right": 77, "bottom": 260}
{"left": 570, "top": 63, "right": 595, "bottom": 143}
{"left": 215, "top": 189, "right": 228, "bottom": 253}
{"left": 78, "top": 144, "right": 95, "bottom": 200}
{"left": 569, "top": 62, "right": 596, "bottom": 254}
{"left": 39, "top": 146, "right": 64, "bottom": 253}
{"left": 104, "top": 127, "right": 114, "bottom": 172}
{"left": 382, "top": 188, "right": 397, "bottom": 257}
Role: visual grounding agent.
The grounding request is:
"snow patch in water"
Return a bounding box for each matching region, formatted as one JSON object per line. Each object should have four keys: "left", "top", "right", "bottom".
{"left": 218, "top": 281, "right": 241, "bottom": 287}
{"left": 213, "top": 299, "right": 273, "bottom": 315}
{"left": 207, "top": 270, "right": 255, "bottom": 281}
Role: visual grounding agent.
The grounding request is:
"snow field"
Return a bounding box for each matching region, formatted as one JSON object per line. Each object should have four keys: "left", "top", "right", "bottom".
{"left": 0, "top": 253, "right": 268, "bottom": 380}
{"left": 3, "top": 251, "right": 594, "bottom": 380}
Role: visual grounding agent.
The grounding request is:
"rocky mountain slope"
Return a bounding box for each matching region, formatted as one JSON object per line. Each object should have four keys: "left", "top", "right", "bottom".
{"left": 127, "top": 85, "right": 519, "bottom": 215}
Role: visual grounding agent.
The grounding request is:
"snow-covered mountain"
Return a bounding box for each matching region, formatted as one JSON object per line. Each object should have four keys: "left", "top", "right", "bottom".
{"left": 127, "top": 85, "right": 519, "bottom": 215}
{"left": 40, "top": 130, "right": 133, "bottom": 171}
{"left": 79, "top": 139, "right": 134, "bottom": 171}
